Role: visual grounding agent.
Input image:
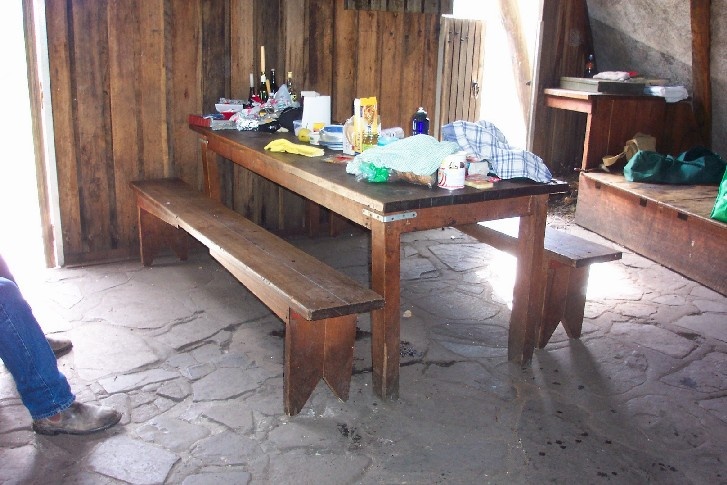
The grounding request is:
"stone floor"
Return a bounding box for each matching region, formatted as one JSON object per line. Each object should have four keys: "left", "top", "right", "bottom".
{"left": 1, "top": 223, "right": 726, "bottom": 484}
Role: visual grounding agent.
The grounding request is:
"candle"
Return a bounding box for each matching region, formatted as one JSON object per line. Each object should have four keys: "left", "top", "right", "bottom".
{"left": 249, "top": 73, "right": 254, "bottom": 88}
{"left": 260, "top": 45, "right": 265, "bottom": 73}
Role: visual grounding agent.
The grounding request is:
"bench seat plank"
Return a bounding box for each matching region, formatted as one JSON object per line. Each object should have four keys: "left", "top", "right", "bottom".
{"left": 460, "top": 218, "right": 622, "bottom": 267}
{"left": 132, "top": 178, "right": 384, "bottom": 321}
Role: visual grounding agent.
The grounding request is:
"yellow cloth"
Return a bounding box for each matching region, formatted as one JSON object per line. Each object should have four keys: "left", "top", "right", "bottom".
{"left": 264, "top": 139, "right": 324, "bottom": 157}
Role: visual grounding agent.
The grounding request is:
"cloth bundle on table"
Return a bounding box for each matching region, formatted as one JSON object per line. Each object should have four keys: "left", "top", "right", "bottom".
{"left": 441, "top": 120, "right": 553, "bottom": 183}
{"left": 346, "top": 134, "right": 459, "bottom": 178}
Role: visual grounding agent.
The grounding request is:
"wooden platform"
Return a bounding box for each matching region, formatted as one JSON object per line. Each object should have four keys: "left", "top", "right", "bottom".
{"left": 575, "top": 172, "right": 726, "bottom": 296}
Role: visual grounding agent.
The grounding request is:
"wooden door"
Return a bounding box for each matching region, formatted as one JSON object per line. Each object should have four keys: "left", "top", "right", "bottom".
{"left": 434, "top": 16, "right": 484, "bottom": 138}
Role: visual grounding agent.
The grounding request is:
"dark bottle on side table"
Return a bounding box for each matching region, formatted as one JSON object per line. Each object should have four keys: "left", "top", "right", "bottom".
{"left": 584, "top": 53, "right": 597, "bottom": 78}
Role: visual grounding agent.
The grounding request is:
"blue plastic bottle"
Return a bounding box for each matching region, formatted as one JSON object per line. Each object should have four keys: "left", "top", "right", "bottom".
{"left": 412, "top": 107, "right": 430, "bottom": 136}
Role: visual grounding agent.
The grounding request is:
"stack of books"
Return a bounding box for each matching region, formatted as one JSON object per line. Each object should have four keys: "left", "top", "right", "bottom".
{"left": 188, "top": 114, "right": 236, "bottom": 130}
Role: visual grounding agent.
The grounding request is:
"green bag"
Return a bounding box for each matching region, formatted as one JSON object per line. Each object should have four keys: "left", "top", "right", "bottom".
{"left": 624, "top": 147, "right": 726, "bottom": 185}
{"left": 711, "top": 168, "right": 727, "bottom": 223}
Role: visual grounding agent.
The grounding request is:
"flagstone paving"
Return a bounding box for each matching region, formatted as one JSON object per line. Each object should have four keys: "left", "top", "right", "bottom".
{"left": 1, "top": 225, "right": 725, "bottom": 484}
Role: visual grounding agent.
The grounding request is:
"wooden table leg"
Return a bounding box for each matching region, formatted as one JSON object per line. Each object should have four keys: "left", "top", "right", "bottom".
{"left": 306, "top": 201, "right": 322, "bottom": 236}
{"left": 582, "top": 100, "right": 612, "bottom": 171}
{"left": 200, "top": 138, "right": 222, "bottom": 201}
{"left": 508, "top": 195, "right": 548, "bottom": 364}
{"left": 370, "top": 221, "right": 401, "bottom": 399}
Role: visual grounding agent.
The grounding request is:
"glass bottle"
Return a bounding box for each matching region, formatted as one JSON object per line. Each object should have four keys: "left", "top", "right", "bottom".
{"left": 286, "top": 71, "right": 296, "bottom": 102}
{"left": 412, "top": 107, "right": 429, "bottom": 136}
{"left": 258, "top": 72, "right": 269, "bottom": 102}
{"left": 362, "top": 130, "right": 378, "bottom": 151}
{"left": 269, "top": 69, "right": 278, "bottom": 96}
{"left": 246, "top": 73, "right": 257, "bottom": 105}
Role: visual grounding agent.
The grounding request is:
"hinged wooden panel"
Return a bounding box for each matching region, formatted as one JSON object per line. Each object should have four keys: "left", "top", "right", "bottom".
{"left": 434, "top": 16, "right": 484, "bottom": 138}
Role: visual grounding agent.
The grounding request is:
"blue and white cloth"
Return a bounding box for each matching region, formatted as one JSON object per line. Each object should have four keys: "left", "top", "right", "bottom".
{"left": 441, "top": 120, "right": 552, "bottom": 183}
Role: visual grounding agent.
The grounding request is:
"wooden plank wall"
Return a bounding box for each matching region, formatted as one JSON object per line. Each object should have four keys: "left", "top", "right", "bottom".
{"left": 45, "top": 0, "right": 229, "bottom": 265}
{"left": 345, "top": 0, "right": 453, "bottom": 14}
{"left": 41, "top": 0, "right": 449, "bottom": 265}
{"left": 308, "top": 0, "right": 444, "bottom": 133}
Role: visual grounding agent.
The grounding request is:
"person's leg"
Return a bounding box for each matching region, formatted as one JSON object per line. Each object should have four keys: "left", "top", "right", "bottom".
{"left": 0, "top": 277, "right": 75, "bottom": 419}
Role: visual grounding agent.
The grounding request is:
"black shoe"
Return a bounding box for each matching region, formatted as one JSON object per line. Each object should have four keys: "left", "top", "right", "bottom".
{"left": 46, "top": 335, "right": 73, "bottom": 357}
{"left": 32, "top": 402, "right": 122, "bottom": 436}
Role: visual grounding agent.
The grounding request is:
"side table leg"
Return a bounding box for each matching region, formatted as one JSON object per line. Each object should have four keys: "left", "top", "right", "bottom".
{"left": 582, "top": 99, "right": 611, "bottom": 171}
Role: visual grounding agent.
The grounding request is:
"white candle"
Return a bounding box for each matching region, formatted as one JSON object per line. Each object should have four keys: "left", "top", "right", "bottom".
{"left": 249, "top": 73, "right": 254, "bottom": 87}
{"left": 260, "top": 45, "right": 265, "bottom": 73}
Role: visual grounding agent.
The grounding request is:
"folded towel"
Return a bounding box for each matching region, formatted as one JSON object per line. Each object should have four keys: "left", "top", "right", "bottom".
{"left": 593, "top": 71, "right": 631, "bottom": 81}
{"left": 264, "top": 139, "right": 324, "bottom": 157}
{"left": 644, "top": 85, "right": 689, "bottom": 103}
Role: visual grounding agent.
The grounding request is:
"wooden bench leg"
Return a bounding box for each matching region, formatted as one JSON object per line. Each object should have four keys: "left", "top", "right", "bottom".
{"left": 537, "top": 263, "right": 589, "bottom": 348}
{"left": 538, "top": 262, "right": 567, "bottom": 348}
{"left": 561, "top": 265, "right": 589, "bottom": 339}
{"left": 138, "top": 207, "right": 189, "bottom": 266}
{"left": 284, "top": 311, "right": 357, "bottom": 416}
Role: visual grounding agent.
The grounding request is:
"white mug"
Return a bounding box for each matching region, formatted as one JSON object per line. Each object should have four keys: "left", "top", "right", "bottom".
{"left": 438, "top": 153, "right": 466, "bottom": 189}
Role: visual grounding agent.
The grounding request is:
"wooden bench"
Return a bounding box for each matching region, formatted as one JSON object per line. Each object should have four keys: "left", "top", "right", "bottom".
{"left": 457, "top": 220, "right": 622, "bottom": 348}
{"left": 130, "top": 178, "right": 384, "bottom": 415}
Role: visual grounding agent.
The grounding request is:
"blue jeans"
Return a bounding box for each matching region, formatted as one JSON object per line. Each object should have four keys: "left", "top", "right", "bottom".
{"left": 0, "top": 277, "right": 74, "bottom": 419}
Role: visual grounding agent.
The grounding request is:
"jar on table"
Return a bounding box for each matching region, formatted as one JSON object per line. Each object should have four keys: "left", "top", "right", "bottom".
{"left": 362, "top": 132, "right": 379, "bottom": 151}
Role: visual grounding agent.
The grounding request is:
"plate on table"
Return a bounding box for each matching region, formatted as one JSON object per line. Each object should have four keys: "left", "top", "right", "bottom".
{"left": 320, "top": 125, "right": 344, "bottom": 144}
{"left": 320, "top": 141, "right": 343, "bottom": 151}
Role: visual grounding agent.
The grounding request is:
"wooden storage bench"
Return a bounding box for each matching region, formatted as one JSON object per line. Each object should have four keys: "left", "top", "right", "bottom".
{"left": 576, "top": 171, "right": 726, "bottom": 296}
{"left": 130, "top": 178, "right": 384, "bottom": 415}
{"left": 457, "top": 220, "right": 622, "bottom": 348}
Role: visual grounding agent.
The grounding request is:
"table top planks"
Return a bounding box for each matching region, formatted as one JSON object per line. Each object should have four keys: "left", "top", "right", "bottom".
{"left": 192, "top": 126, "right": 569, "bottom": 215}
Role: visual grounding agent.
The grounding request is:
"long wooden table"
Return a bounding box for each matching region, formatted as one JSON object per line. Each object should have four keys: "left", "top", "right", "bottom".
{"left": 191, "top": 126, "right": 568, "bottom": 399}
